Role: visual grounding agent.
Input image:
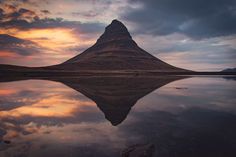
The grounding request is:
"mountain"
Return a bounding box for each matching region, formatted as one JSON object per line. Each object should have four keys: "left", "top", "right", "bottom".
{"left": 221, "top": 68, "right": 236, "bottom": 72}
{"left": 50, "top": 19, "right": 187, "bottom": 72}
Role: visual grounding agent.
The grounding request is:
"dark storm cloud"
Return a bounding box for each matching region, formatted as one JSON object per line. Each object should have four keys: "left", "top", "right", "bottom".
{"left": 18, "top": 8, "right": 34, "bottom": 14}
{"left": 0, "top": 8, "right": 4, "bottom": 21}
{"left": 0, "top": 0, "right": 30, "bottom": 3}
{"left": 0, "top": 18, "right": 105, "bottom": 34}
{"left": 0, "top": 8, "right": 4, "bottom": 14}
{"left": 0, "top": 0, "right": 46, "bottom": 6}
{"left": 0, "top": 129, "right": 6, "bottom": 139}
{"left": 0, "top": 6, "right": 105, "bottom": 34}
{"left": 0, "top": 34, "right": 41, "bottom": 56}
{"left": 122, "top": 0, "right": 236, "bottom": 39}
{"left": 0, "top": 4, "right": 38, "bottom": 22}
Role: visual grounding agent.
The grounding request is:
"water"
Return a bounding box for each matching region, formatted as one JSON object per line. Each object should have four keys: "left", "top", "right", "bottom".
{"left": 0, "top": 76, "right": 236, "bottom": 157}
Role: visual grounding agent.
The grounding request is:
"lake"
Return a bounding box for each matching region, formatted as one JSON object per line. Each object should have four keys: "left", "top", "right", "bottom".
{"left": 0, "top": 76, "right": 236, "bottom": 157}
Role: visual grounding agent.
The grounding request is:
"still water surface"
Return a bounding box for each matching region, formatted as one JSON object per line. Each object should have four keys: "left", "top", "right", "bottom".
{"left": 0, "top": 76, "right": 236, "bottom": 157}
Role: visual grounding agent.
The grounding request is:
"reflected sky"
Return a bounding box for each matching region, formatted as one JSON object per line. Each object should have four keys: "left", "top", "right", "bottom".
{"left": 0, "top": 76, "right": 236, "bottom": 157}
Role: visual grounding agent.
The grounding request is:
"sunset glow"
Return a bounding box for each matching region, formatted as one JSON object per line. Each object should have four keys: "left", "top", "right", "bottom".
{"left": 1, "top": 1, "right": 236, "bottom": 156}
{"left": 14, "top": 28, "right": 79, "bottom": 48}
{"left": 0, "top": 0, "right": 235, "bottom": 70}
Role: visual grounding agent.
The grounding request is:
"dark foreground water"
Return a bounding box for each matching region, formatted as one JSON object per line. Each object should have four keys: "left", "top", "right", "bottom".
{"left": 0, "top": 76, "right": 236, "bottom": 157}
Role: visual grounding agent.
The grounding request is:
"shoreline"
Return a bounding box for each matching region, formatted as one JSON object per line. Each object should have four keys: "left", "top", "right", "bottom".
{"left": 0, "top": 70, "right": 236, "bottom": 77}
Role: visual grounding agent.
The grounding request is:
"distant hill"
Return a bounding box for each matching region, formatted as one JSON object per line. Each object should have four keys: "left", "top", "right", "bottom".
{"left": 0, "top": 64, "right": 31, "bottom": 71}
{"left": 221, "top": 68, "right": 236, "bottom": 72}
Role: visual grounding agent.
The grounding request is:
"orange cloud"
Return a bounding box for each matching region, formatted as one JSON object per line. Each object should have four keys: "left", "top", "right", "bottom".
{"left": 0, "top": 89, "right": 17, "bottom": 96}
{"left": 3, "top": 4, "right": 17, "bottom": 13}
{"left": 0, "top": 25, "right": 96, "bottom": 66}
{"left": 0, "top": 51, "right": 19, "bottom": 58}
{"left": 14, "top": 28, "right": 80, "bottom": 49}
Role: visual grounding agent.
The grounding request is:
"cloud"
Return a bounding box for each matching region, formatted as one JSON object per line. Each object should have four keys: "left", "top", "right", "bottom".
{"left": 0, "top": 128, "right": 6, "bottom": 139}
{"left": 132, "top": 33, "right": 236, "bottom": 71}
{"left": 0, "top": 8, "right": 4, "bottom": 19}
{"left": 0, "top": 5, "right": 105, "bottom": 66}
{"left": 121, "top": 0, "right": 236, "bottom": 39}
{"left": 2, "top": 4, "right": 17, "bottom": 12}
{"left": 0, "top": 89, "right": 42, "bottom": 111}
{"left": 18, "top": 8, "right": 35, "bottom": 15}
{"left": 0, "top": 34, "right": 41, "bottom": 56}
{"left": 0, "top": 4, "right": 39, "bottom": 22}
{"left": 0, "top": 0, "right": 234, "bottom": 70}
{"left": 72, "top": 11, "right": 100, "bottom": 18}
{"left": 0, "top": 4, "right": 105, "bottom": 34}
{"left": 40, "top": 9, "right": 50, "bottom": 14}
{"left": 0, "top": 18, "right": 105, "bottom": 34}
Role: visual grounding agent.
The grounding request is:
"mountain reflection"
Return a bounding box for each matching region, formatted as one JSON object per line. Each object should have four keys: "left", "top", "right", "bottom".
{"left": 52, "top": 76, "right": 186, "bottom": 125}
{"left": 0, "top": 76, "right": 186, "bottom": 126}
{"left": 1, "top": 76, "right": 236, "bottom": 157}
{"left": 0, "top": 76, "right": 186, "bottom": 156}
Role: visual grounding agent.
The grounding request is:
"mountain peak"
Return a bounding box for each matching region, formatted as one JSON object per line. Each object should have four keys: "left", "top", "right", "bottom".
{"left": 111, "top": 19, "right": 123, "bottom": 25}
{"left": 96, "top": 19, "right": 132, "bottom": 44}
{"left": 110, "top": 19, "right": 127, "bottom": 29}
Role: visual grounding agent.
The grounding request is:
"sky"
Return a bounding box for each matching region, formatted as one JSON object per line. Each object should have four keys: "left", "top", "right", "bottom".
{"left": 0, "top": 0, "right": 235, "bottom": 71}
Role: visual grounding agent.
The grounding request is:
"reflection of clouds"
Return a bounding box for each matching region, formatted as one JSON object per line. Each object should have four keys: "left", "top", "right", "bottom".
{"left": 0, "top": 121, "right": 40, "bottom": 142}
{"left": 0, "top": 89, "right": 42, "bottom": 111}
{"left": 0, "top": 80, "right": 97, "bottom": 117}
{"left": 0, "top": 80, "right": 107, "bottom": 149}
{"left": 0, "top": 95, "right": 93, "bottom": 118}
{"left": 135, "top": 77, "right": 236, "bottom": 113}
{"left": 0, "top": 77, "right": 236, "bottom": 156}
{"left": 0, "top": 128, "right": 7, "bottom": 141}
{"left": 0, "top": 122, "right": 124, "bottom": 157}
{"left": 0, "top": 79, "right": 112, "bottom": 156}
{"left": 0, "top": 89, "right": 16, "bottom": 96}
{"left": 0, "top": 78, "right": 139, "bottom": 156}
